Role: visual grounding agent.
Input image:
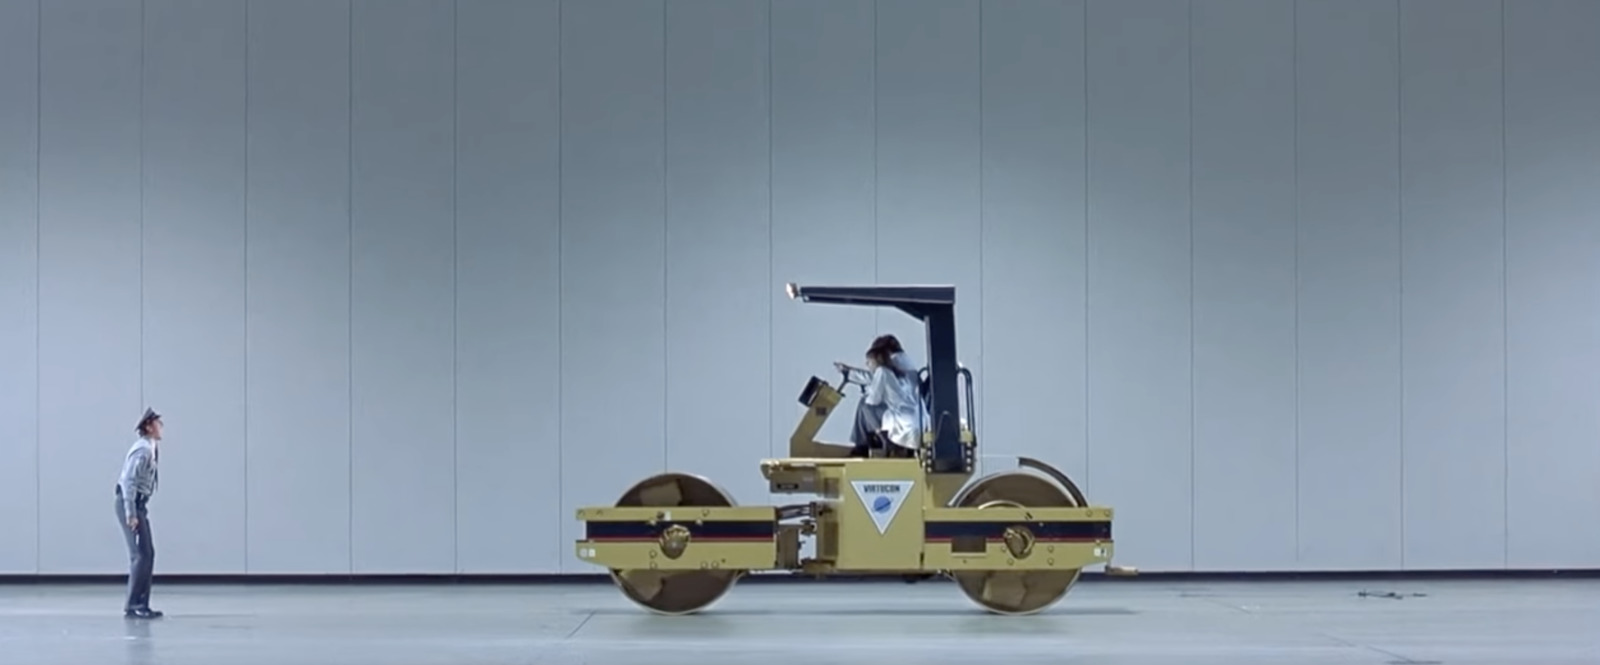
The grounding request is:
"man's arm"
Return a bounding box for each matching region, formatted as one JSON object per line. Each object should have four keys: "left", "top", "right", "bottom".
{"left": 863, "top": 367, "right": 888, "bottom": 406}
{"left": 833, "top": 362, "right": 873, "bottom": 386}
{"left": 847, "top": 367, "right": 873, "bottom": 385}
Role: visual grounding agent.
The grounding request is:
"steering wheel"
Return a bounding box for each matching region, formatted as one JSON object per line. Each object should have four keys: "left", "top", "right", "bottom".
{"left": 837, "top": 364, "right": 862, "bottom": 395}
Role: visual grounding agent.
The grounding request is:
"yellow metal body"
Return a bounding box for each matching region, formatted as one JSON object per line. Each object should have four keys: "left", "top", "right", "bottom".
{"left": 575, "top": 374, "right": 1127, "bottom": 614}
{"left": 575, "top": 505, "right": 781, "bottom": 572}
{"left": 576, "top": 459, "right": 1116, "bottom": 575}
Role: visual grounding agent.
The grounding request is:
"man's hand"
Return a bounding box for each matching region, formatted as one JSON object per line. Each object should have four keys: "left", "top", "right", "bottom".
{"left": 126, "top": 516, "right": 139, "bottom": 532}
{"left": 833, "top": 361, "right": 851, "bottom": 373}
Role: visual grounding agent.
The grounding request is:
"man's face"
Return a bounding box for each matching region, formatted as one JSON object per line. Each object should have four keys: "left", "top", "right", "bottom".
{"left": 148, "top": 418, "right": 163, "bottom": 440}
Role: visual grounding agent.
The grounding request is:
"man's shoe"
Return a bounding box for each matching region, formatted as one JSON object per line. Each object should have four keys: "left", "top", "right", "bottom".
{"left": 124, "top": 608, "right": 164, "bottom": 619}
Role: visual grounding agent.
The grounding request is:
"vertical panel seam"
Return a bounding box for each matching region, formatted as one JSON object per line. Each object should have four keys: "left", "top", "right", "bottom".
{"left": 451, "top": 0, "right": 460, "bottom": 575}
{"left": 766, "top": 0, "right": 774, "bottom": 464}
{"left": 1080, "top": 0, "right": 1089, "bottom": 491}
{"left": 976, "top": 0, "right": 984, "bottom": 472}
{"left": 242, "top": 0, "right": 251, "bottom": 573}
{"left": 660, "top": 0, "right": 668, "bottom": 474}
{"left": 139, "top": 0, "right": 146, "bottom": 427}
{"left": 1291, "top": 0, "right": 1301, "bottom": 565}
{"left": 872, "top": 0, "right": 879, "bottom": 333}
{"left": 555, "top": 0, "right": 565, "bottom": 574}
{"left": 1395, "top": 0, "right": 1406, "bottom": 571}
{"left": 33, "top": 0, "right": 42, "bottom": 574}
{"left": 346, "top": 0, "right": 355, "bottom": 575}
{"left": 1186, "top": 0, "right": 1196, "bottom": 571}
{"left": 1491, "top": 0, "right": 1504, "bottom": 565}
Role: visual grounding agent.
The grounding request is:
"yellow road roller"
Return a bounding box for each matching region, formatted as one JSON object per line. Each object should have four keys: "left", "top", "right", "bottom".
{"left": 575, "top": 283, "right": 1133, "bottom": 615}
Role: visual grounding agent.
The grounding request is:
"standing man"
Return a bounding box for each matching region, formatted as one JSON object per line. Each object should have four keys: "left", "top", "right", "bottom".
{"left": 116, "top": 408, "right": 163, "bottom": 619}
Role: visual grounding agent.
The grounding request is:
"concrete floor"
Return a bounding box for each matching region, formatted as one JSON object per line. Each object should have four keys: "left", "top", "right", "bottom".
{"left": 0, "top": 577, "right": 1595, "bottom": 665}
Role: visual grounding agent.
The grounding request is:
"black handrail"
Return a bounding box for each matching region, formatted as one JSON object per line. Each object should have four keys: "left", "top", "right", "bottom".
{"left": 920, "top": 364, "right": 976, "bottom": 436}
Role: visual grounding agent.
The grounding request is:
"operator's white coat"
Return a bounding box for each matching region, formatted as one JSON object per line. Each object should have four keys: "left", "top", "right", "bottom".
{"left": 849, "top": 351, "right": 928, "bottom": 449}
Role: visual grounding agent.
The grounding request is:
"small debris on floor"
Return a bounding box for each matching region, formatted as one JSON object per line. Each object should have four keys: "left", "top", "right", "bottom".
{"left": 1359, "top": 589, "right": 1428, "bottom": 600}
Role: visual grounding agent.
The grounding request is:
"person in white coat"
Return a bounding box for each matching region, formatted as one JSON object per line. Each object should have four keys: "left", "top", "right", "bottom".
{"left": 835, "top": 334, "right": 927, "bottom": 457}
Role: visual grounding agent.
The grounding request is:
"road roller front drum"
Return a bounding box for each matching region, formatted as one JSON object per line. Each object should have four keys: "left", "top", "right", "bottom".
{"left": 605, "top": 472, "right": 746, "bottom": 616}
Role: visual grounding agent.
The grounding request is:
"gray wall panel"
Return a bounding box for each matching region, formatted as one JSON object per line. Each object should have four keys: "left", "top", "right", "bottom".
{"left": 8, "top": 0, "right": 1600, "bottom": 576}
{"left": 664, "top": 0, "right": 772, "bottom": 504}
{"left": 1295, "top": 0, "right": 1403, "bottom": 570}
{"left": 1190, "top": 0, "right": 1298, "bottom": 571}
{"left": 140, "top": 0, "right": 248, "bottom": 574}
{"left": 454, "top": 0, "right": 562, "bottom": 575}
{"left": 1084, "top": 0, "right": 1193, "bottom": 570}
{"left": 349, "top": 0, "right": 457, "bottom": 574}
{"left": 978, "top": 0, "right": 1088, "bottom": 482}
{"left": 36, "top": 0, "right": 144, "bottom": 574}
{"left": 1398, "top": 0, "right": 1506, "bottom": 570}
{"left": 1504, "top": 0, "right": 1600, "bottom": 568}
{"left": 557, "top": 0, "right": 667, "bottom": 572}
{"left": 244, "top": 0, "right": 352, "bottom": 574}
{"left": 0, "top": 0, "right": 40, "bottom": 575}
{"left": 768, "top": 0, "right": 877, "bottom": 464}
{"left": 875, "top": 0, "right": 983, "bottom": 417}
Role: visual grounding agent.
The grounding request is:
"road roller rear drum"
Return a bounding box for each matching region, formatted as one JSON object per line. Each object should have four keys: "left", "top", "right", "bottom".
{"left": 575, "top": 284, "right": 1131, "bottom": 615}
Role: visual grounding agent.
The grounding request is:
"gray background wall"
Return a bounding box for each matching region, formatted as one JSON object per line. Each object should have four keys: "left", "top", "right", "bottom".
{"left": 0, "top": 0, "right": 1595, "bottom": 576}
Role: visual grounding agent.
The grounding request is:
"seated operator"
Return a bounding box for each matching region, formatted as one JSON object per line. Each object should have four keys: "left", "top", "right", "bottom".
{"left": 834, "top": 334, "right": 927, "bottom": 457}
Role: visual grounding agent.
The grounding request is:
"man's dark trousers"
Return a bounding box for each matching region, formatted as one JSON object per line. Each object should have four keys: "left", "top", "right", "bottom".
{"left": 114, "top": 488, "right": 153, "bottom": 612}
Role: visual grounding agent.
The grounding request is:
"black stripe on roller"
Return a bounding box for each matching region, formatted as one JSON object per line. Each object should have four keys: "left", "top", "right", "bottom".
{"left": 925, "top": 520, "right": 1112, "bottom": 542}
{"left": 584, "top": 520, "right": 776, "bottom": 541}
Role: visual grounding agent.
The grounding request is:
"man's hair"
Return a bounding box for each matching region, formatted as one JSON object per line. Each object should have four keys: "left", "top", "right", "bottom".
{"left": 866, "top": 335, "right": 908, "bottom": 378}
{"left": 868, "top": 334, "right": 904, "bottom": 356}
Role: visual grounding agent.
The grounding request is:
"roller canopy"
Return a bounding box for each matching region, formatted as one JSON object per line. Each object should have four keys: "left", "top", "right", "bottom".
{"left": 785, "top": 284, "right": 955, "bottom": 319}
{"left": 784, "top": 282, "right": 968, "bottom": 473}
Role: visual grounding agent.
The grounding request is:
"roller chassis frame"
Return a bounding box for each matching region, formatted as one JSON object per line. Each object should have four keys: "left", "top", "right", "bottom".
{"left": 575, "top": 284, "right": 1132, "bottom": 615}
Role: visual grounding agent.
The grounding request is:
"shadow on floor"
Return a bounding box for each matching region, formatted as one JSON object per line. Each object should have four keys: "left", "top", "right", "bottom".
{"left": 581, "top": 606, "right": 1137, "bottom": 617}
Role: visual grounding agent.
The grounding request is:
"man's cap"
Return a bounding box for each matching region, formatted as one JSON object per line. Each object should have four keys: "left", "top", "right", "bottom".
{"left": 136, "top": 407, "right": 161, "bottom": 433}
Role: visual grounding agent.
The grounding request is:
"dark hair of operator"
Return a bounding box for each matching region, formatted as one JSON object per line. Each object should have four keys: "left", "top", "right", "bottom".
{"left": 865, "top": 334, "right": 907, "bottom": 377}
